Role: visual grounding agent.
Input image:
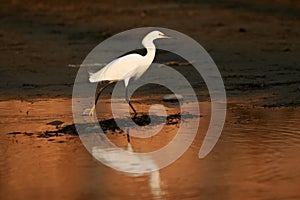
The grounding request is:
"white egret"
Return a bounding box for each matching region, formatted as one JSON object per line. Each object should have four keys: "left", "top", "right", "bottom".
{"left": 87, "top": 30, "right": 171, "bottom": 116}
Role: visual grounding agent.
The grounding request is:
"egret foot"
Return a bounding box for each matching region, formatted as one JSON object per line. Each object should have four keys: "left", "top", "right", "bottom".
{"left": 82, "top": 109, "right": 91, "bottom": 116}
{"left": 89, "top": 105, "right": 96, "bottom": 116}
{"left": 82, "top": 105, "right": 96, "bottom": 116}
{"left": 130, "top": 111, "right": 138, "bottom": 118}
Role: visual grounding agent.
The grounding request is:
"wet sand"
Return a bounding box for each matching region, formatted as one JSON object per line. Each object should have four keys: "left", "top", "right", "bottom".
{"left": 1, "top": 0, "right": 300, "bottom": 200}
{"left": 0, "top": 0, "right": 299, "bottom": 105}
{"left": 1, "top": 99, "right": 300, "bottom": 200}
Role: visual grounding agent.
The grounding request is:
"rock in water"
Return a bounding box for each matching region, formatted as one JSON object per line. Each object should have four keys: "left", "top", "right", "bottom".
{"left": 46, "top": 120, "right": 64, "bottom": 126}
{"left": 162, "top": 94, "right": 183, "bottom": 102}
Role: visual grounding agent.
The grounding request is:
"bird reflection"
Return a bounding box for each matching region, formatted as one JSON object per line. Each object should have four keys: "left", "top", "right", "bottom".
{"left": 92, "top": 133, "right": 165, "bottom": 199}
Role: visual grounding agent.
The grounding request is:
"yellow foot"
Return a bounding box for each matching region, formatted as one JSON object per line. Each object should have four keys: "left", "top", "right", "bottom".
{"left": 82, "top": 105, "right": 95, "bottom": 116}
{"left": 89, "top": 108, "right": 95, "bottom": 116}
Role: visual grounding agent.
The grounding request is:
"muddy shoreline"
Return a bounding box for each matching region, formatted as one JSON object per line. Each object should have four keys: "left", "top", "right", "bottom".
{"left": 0, "top": 0, "right": 299, "bottom": 106}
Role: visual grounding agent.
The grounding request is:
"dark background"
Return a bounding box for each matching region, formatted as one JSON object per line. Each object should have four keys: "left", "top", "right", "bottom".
{"left": 0, "top": 0, "right": 299, "bottom": 105}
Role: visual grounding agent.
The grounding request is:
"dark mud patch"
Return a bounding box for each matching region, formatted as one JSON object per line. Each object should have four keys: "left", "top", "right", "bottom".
{"left": 7, "top": 112, "right": 200, "bottom": 138}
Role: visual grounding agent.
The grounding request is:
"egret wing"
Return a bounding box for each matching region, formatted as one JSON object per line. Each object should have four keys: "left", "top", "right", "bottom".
{"left": 89, "top": 54, "right": 144, "bottom": 83}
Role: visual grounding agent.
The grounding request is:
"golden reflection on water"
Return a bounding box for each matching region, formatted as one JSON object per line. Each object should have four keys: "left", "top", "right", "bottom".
{"left": 1, "top": 99, "right": 300, "bottom": 200}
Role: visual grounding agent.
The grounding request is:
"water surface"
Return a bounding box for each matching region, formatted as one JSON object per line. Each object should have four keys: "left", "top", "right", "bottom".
{"left": 0, "top": 99, "right": 299, "bottom": 200}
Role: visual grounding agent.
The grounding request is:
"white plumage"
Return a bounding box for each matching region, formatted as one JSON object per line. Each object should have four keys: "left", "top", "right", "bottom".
{"left": 89, "top": 54, "right": 147, "bottom": 83}
{"left": 87, "top": 30, "right": 171, "bottom": 116}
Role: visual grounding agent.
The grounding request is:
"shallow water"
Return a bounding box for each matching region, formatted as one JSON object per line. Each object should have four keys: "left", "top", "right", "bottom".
{"left": 0, "top": 99, "right": 300, "bottom": 200}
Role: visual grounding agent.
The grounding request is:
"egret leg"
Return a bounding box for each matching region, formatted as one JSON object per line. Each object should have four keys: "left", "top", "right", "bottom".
{"left": 89, "top": 81, "right": 115, "bottom": 116}
{"left": 125, "top": 86, "right": 137, "bottom": 116}
{"left": 127, "top": 132, "right": 131, "bottom": 143}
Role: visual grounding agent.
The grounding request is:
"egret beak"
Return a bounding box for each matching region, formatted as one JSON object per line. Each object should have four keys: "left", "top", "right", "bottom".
{"left": 162, "top": 34, "right": 172, "bottom": 39}
{"left": 159, "top": 33, "right": 172, "bottom": 39}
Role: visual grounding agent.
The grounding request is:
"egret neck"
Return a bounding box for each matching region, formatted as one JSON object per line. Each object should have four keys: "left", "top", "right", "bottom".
{"left": 134, "top": 38, "right": 156, "bottom": 79}
{"left": 143, "top": 40, "right": 156, "bottom": 64}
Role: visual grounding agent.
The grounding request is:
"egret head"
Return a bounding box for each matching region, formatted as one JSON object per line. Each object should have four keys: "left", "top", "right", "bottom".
{"left": 142, "top": 30, "right": 171, "bottom": 45}
{"left": 152, "top": 30, "right": 171, "bottom": 39}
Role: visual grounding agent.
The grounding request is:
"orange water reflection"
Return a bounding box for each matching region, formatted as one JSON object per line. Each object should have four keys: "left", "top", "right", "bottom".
{"left": 1, "top": 99, "right": 300, "bottom": 199}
